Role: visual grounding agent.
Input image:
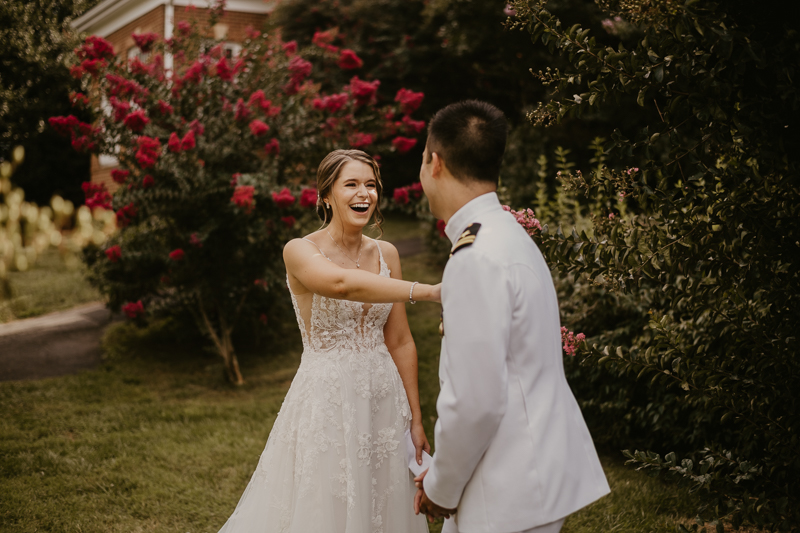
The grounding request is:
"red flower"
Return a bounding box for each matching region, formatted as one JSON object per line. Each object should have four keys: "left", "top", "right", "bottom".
{"left": 109, "top": 97, "right": 131, "bottom": 122}
{"left": 248, "top": 90, "right": 272, "bottom": 112}
{"left": 82, "top": 182, "right": 112, "bottom": 209}
{"left": 132, "top": 32, "right": 159, "bottom": 53}
{"left": 71, "top": 135, "right": 96, "bottom": 153}
{"left": 128, "top": 57, "right": 150, "bottom": 76}
{"left": 69, "top": 65, "right": 85, "bottom": 79}
{"left": 190, "top": 233, "right": 203, "bottom": 248}
{"left": 272, "top": 187, "right": 295, "bottom": 208}
{"left": 69, "top": 92, "right": 90, "bottom": 107}
{"left": 436, "top": 219, "right": 447, "bottom": 237}
{"left": 124, "top": 109, "right": 149, "bottom": 132}
{"left": 234, "top": 98, "right": 250, "bottom": 121}
{"left": 349, "top": 132, "right": 374, "bottom": 149}
{"left": 122, "top": 300, "right": 144, "bottom": 319}
{"left": 77, "top": 35, "right": 115, "bottom": 61}
{"left": 183, "top": 60, "right": 205, "bottom": 84}
{"left": 116, "top": 202, "right": 137, "bottom": 227}
{"left": 135, "top": 136, "right": 160, "bottom": 169}
{"left": 300, "top": 187, "right": 317, "bottom": 208}
{"left": 313, "top": 93, "right": 349, "bottom": 113}
{"left": 169, "top": 249, "right": 185, "bottom": 261}
{"left": 230, "top": 173, "right": 241, "bottom": 187}
{"left": 395, "top": 88, "right": 424, "bottom": 115}
{"left": 264, "top": 138, "right": 280, "bottom": 155}
{"left": 176, "top": 21, "right": 191, "bottom": 36}
{"left": 392, "top": 136, "right": 418, "bottom": 154}
{"left": 402, "top": 116, "right": 426, "bottom": 134}
{"left": 105, "top": 245, "right": 122, "bottom": 262}
{"left": 393, "top": 188, "right": 409, "bottom": 205}
{"left": 287, "top": 56, "right": 312, "bottom": 84}
{"left": 232, "top": 185, "right": 255, "bottom": 213}
{"left": 281, "top": 215, "right": 296, "bottom": 228}
{"left": 168, "top": 132, "right": 182, "bottom": 152}
{"left": 349, "top": 76, "right": 380, "bottom": 105}
{"left": 215, "top": 56, "right": 233, "bottom": 81}
{"left": 111, "top": 169, "right": 129, "bottom": 184}
{"left": 245, "top": 25, "right": 261, "bottom": 40}
{"left": 48, "top": 115, "right": 79, "bottom": 136}
{"left": 188, "top": 119, "right": 204, "bottom": 136}
{"left": 282, "top": 40, "right": 298, "bottom": 56}
{"left": 312, "top": 29, "right": 337, "bottom": 47}
{"left": 157, "top": 100, "right": 173, "bottom": 115}
{"left": 80, "top": 58, "right": 106, "bottom": 77}
{"left": 142, "top": 175, "right": 155, "bottom": 188}
{"left": 338, "top": 49, "right": 363, "bottom": 70}
{"left": 180, "top": 130, "right": 196, "bottom": 150}
{"left": 249, "top": 119, "right": 270, "bottom": 136}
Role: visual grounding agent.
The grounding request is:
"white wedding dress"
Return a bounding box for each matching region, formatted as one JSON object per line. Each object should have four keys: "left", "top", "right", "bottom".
{"left": 219, "top": 239, "right": 428, "bottom": 533}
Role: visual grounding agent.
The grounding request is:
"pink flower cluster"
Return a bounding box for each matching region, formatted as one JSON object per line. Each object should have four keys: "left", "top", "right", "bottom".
{"left": 111, "top": 169, "right": 129, "bottom": 184}
{"left": 116, "top": 202, "right": 137, "bottom": 227}
{"left": 560, "top": 327, "right": 586, "bottom": 357}
{"left": 232, "top": 185, "right": 255, "bottom": 213}
{"left": 48, "top": 115, "right": 98, "bottom": 153}
{"left": 392, "top": 182, "right": 423, "bottom": 205}
{"left": 349, "top": 76, "right": 380, "bottom": 105}
{"left": 135, "top": 136, "right": 161, "bottom": 168}
{"left": 169, "top": 249, "right": 185, "bottom": 261}
{"left": 395, "top": 88, "right": 424, "bottom": 115}
{"left": 392, "top": 136, "right": 417, "bottom": 154}
{"left": 168, "top": 130, "right": 196, "bottom": 152}
{"left": 349, "top": 132, "right": 374, "bottom": 149}
{"left": 300, "top": 188, "right": 317, "bottom": 209}
{"left": 82, "top": 182, "right": 112, "bottom": 210}
{"left": 503, "top": 205, "right": 542, "bottom": 236}
{"left": 272, "top": 188, "right": 296, "bottom": 208}
{"left": 338, "top": 49, "right": 363, "bottom": 70}
{"left": 105, "top": 245, "right": 122, "bottom": 262}
{"left": 132, "top": 32, "right": 159, "bottom": 53}
{"left": 313, "top": 93, "right": 349, "bottom": 113}
{"left": 122, "top": 300, "right": 144, "bottom": 319}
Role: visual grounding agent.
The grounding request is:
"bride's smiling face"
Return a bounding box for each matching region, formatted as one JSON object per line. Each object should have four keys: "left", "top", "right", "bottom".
{"left": 325, "top": 161, "right": 378, "bottom": 229}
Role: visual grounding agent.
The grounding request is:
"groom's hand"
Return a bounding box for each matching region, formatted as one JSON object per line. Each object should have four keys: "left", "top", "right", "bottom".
{"left": 415, "top": 488, "right": 456, "bottom": 522}
{"left": 413, "top": 470, "right": 456, "bottom": 522}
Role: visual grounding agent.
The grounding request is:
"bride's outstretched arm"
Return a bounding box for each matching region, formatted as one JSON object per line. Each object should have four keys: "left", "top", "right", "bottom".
{"left": 283, "top": 238, "right": 440, "bottom": 303}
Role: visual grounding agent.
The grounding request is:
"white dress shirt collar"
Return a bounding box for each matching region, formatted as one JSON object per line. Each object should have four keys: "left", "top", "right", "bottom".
{"left": 444, "top": 192, "right": 502, "bottom": 246}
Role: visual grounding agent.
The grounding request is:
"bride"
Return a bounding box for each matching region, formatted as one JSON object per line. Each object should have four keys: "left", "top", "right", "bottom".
{"left": 218, "top": 149, "right": 437, "bottom": 532}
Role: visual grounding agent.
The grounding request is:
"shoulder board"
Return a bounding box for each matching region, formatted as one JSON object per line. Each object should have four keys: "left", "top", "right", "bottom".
{"left": 449, "top": 223, "right": 482, "bottom": 257}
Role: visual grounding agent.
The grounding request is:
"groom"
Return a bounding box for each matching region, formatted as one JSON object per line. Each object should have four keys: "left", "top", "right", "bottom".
{"left": 413, "top": 100, "right": 610, "bottom": 533}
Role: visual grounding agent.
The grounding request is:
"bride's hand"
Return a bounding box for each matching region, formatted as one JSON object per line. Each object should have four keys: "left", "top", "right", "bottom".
{"left": 410, "top": 421, "right": 431, "bottom": 466}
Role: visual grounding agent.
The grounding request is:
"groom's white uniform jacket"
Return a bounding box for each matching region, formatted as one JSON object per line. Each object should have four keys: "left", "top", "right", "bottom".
{"left": 424, "top": 193, "right": 610, "bottom": 533}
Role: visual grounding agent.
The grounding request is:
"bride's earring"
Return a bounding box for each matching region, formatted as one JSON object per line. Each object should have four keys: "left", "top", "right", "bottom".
{"left": 325, "top": 200, "right": 330, "bottom": 208}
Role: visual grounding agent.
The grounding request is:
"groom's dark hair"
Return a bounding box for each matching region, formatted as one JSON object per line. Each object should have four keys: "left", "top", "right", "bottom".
{"left": 426, "top": 100, "right": 507, "bottom": 185}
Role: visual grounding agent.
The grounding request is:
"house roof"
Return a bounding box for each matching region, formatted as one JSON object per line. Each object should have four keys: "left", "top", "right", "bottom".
{"left": 72, "top": 0, "right": 274, "bottom": 37}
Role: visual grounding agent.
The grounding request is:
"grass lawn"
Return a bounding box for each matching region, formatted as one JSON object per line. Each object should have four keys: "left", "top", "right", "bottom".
{"left": 0, "top": 224, "right": 699, "bottom": 532}
{"left": 0, "top": 248, "right": 101, "bottom": 323}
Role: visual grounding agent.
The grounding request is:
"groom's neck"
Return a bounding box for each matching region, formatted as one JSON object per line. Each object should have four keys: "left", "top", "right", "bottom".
{"left": 440, "top": 177, "right": 497, "bottom": 223}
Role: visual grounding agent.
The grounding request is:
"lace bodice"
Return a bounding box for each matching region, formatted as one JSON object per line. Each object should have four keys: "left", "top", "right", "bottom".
{"left": 287, "top": 238, "right": 394, "bottom": 356}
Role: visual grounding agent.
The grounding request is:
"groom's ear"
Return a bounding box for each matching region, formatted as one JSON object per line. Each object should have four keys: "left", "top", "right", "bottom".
{"left": 431, "top": 151, "right": 444, "bottom": 179}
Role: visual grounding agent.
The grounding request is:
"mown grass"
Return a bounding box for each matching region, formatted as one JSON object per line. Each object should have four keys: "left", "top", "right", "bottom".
{"left": 0, "top": 248, "right": 101, "bottom": 323}
{"left": 0, "top": 223, "right": 699, "bottom": 532}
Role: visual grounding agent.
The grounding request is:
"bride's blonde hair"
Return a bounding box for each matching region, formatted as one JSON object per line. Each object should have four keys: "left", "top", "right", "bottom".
{"left": 316, "top": 149, "right": 385, "bottom": 237}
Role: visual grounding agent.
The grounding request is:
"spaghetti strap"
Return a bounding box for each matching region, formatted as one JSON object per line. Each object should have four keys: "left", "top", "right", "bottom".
{"left": 302, "top": 237, "right": 332, "bottom": 261}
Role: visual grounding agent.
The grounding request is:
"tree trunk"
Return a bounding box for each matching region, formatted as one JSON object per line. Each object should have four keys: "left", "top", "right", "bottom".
{"left": 197, "top": 296, "right": 246, "bottom": 386}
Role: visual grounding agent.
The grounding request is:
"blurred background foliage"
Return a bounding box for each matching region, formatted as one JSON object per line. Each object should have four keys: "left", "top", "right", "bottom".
{"left": 0, "top": 0, "right": 102, "bottom": 206}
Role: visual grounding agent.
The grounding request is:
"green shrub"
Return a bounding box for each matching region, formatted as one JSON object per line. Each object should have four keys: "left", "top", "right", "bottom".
{"left": 508, "top": 0, "right": 799, "bottom": 530}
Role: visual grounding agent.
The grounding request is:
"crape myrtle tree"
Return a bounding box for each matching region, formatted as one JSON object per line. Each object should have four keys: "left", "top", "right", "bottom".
{"left": 506, "top": 0, "right": 799, "bottom": 530}
{"left": 49, "top": 4, "right": 426, "bottom": 385}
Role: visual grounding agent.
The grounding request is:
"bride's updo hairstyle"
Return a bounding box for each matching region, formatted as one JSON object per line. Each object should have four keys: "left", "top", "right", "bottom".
{"left": 316, "top": 149, "right": 385, "bottom": 236}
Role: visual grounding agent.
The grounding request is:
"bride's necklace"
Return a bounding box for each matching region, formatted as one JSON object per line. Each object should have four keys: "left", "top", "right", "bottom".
{"left": 326, "top": 228, "right": 363, "bottom": 268}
